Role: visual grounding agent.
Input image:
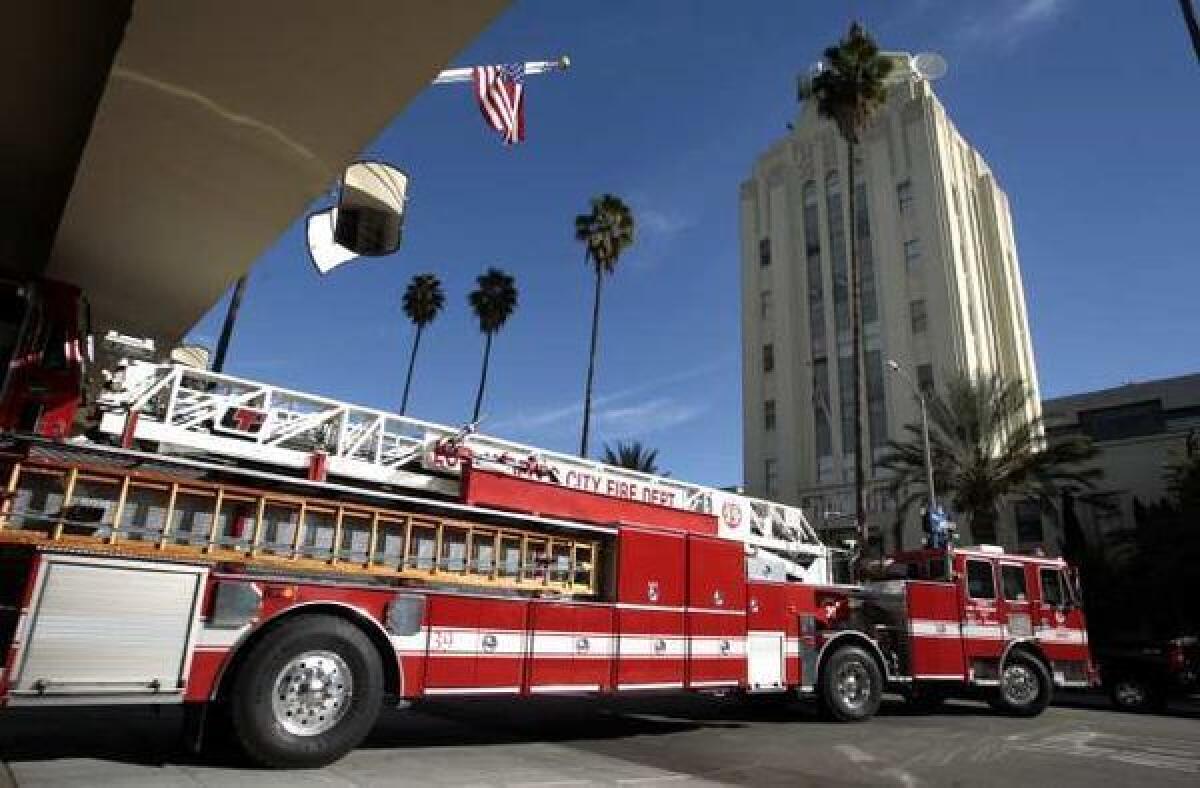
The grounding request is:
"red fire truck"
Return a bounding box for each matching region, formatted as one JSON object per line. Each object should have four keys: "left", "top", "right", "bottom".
{"left": 0, "top": 278, "right": 1095, "bottom": 768}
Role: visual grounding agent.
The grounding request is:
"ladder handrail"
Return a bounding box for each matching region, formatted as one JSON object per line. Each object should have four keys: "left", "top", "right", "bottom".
{"left": 99, "top": 363, "right": 825, "bottom": 552}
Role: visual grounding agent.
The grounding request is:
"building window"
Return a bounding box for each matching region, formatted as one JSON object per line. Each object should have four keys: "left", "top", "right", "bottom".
{"left": 764, "top": 399, "right": 776, "bottom": 431}
{"left": 824, "top": 171, "right": 850, "bottom": 337}
{"left": 897, "top": 179, "right": 913, "bottom": 213}
{"left": 802, "top": 181, "right": 824, "bottom": 353}
{"left": 917, "top": 363, "right": 934, "bottom": 393}
{"left": 866, "top": 350, "right": 888, "bottom": 448}
{"left": 910, "top": 299, "right": 928, "bottom": 335}
{"left": 759, "top": 237, "right": 771, "bottom": 267}
{"left": 1015, "top": 501, "right": 1044, "bottom": 545}
{"left": 904, "top": 239, "right": 921, "bottom": 272}
{"left": 762, "top": 343, "right": 775, "bottom": 373}
{"left": 760, "top": 290, "right": 772, "bottom": 322}
{"left": 856, "top": 181, "right": 878, "bottom": 325}
{"left": 812, "top": 358, "right": 832, "bottom": 459}
{"left": 764, "top": 459, "right": 778, "bottom": 497}
{"left": 1078, "top": 400, "right": 1165, "bottom": 442}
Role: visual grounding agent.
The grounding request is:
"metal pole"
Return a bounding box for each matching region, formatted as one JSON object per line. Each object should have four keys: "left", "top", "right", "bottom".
{"left": 433, "top": 56, "right": 571, "bottom": 85}
{"left": 888, "top": 359, "right": 935, "bottom": 512}
{"left": 212, "top": 275, "right": 248, "bottom": 373}
{"left": 919, "top": 394, "right": 936, "bottom": 509}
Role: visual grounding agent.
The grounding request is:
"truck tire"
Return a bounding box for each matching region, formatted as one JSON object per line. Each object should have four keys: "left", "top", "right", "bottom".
{"left": 818, "top": 645, "right": 883, "bottom": 722}
{"left": 993, "top": 653, "right": 1052, "bottom": 717}
{"left": 1108, "top": 675, "right": 1165, "bottom": 713}
{"left": 229, "top": 614, "right": 384, "bottom": 768}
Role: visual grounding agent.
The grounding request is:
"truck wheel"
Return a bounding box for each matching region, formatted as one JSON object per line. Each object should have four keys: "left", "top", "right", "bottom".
{"left": 993, "top": 653, "right": 1051, "bottom": 717}
{"left": 818, "top": 645, "right": 883, "bottom": 722}
{"left": 1109, "top": 676, "right": 1163, "bottom": 713}
{"left": 229, "top": 614, "right": 384, "bottom": 768}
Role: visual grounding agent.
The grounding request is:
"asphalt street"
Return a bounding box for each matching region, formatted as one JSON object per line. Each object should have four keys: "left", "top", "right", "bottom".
{"left": 1, "top": 693, "right": 1197, "bottom": 787}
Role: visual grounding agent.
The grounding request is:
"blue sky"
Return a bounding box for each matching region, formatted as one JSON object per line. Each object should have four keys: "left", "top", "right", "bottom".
{"left": 187, "top": 0, "right": 1200, "bottom": 488}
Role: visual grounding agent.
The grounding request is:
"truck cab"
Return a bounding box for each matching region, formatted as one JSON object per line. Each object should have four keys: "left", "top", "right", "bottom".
{"left": 883, "top": 545, "right": 1095, "bottom": 709}
{"left": 0, "top": 279, "right": 90, "bottom": 440}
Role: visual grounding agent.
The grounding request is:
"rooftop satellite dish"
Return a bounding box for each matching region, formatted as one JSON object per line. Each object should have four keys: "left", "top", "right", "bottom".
{"left": 912, "top": 52, "right": 948, "bottom": 81}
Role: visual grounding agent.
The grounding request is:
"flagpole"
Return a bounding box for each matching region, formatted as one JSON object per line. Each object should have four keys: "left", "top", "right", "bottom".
{"left": 432, "top": 56, "right": 570, "bottom": 85}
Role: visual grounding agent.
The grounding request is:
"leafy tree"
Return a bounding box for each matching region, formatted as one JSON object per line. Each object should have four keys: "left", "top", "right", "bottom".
{"left": 399, "top": 273, "right": 445, "bottom": 415}
{"left": 877, "top": 372, "right": 1101, "bottom": 548}
{"left": 575, "top": 195, "right": 635, "bottom": 458}
{"left": 602, "top": 440, "right": 661, "bottom": 475}
{"left": 808, "top": 23, "right": 893, "bottom": 567}
{"left": 468, "top": 268, "right": 518, "bottom": 423}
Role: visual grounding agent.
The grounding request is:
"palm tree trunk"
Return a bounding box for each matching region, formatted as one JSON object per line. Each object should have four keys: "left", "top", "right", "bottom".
{"left": 847, "top": 142, "right": 870, "bottom": 574}
{"left": 472, "top": 331, "right": 494, "bottom": 423}
{"left": 579, "top": 266, "right": 604, "bottom": 458}
{"left": 212, "top": 275, "right": 248, "bottom": 373}
{"left": 1181, "top": 0, "right": 1200, "bottom": 63}
{"left": 400, "top": 324, "right": 423, "bottom": 415}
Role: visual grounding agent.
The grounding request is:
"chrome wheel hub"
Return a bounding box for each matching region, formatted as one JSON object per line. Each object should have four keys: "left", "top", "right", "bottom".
{"left": 835, "top": 662, "right": 870, "bottom": 709}
{"left": 1114, "top": 681, "right": 1145, "bottom": 707}
{"left": 271, "top": 650, "right": 353, "bottom": 736}
{"left": 1001, "top": 663, "right": 1038, "bottom": 706}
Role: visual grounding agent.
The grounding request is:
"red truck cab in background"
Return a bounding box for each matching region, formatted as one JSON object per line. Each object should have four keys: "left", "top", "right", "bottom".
{"left": 0, "top": 279, "right": 89, "bottom": 440}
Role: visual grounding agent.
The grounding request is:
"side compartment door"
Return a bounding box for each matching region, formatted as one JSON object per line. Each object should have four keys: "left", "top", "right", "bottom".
{"left": 423, "top": 595, "right": 479, "bottom": 691}
{"left": 574, "top": 604, "right": 615, "bottom": 692}
{"left": 616, "top": 528, "right": 686, "bottom": 690}
{"left": 686, "top": 535, "right": 746, "bottom": 689}
{"left": 528, "top": 601, "right": 577, "bottom": 690}
{"left": 906, "top": 581, "right": 966, "bottom": 680}
{"left": 475, "top": 597, "right": 526, "bottom": 692}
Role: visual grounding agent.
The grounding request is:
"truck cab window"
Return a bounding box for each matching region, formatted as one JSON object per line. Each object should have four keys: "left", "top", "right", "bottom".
{"left": 1001, "top": 564, "right": 1027, "bottom": 601}
{"left": 1039, "top": 567, "right": 1065, "bottom": 607}
{"left": 41, "top": 323, "right": 68, "bottom": 370}
{"left": 966, "top": 559, "right": 995, "bottom": 599}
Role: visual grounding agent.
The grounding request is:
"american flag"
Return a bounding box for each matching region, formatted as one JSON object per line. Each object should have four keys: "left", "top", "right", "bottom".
{"left": 473, "top": 63, "right": 525, "bottom": 145}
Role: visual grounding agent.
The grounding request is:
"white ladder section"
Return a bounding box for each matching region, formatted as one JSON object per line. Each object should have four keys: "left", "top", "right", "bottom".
{"left": 95, "top": 362, "right": 829, "bottom": 577}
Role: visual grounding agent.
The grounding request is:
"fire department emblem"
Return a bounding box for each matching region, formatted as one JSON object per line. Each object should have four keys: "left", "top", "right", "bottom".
{"left": 721, "top": 500, "right": 743, "bottom": 530}
{"left": 713, "top": 589, "right": 724, "bottom": 607}
{"left": 647, "top": 581, "right": 660, "bottom": 603}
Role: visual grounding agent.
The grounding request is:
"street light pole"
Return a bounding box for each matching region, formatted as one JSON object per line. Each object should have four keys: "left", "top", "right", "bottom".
{"left": 887, "top": 359, "right": 936, "bottom": 511}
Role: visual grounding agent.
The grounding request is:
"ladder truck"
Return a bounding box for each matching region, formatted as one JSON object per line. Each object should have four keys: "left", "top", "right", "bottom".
{"left": 0, "top": 277, "right": 1096, "bottom": 768}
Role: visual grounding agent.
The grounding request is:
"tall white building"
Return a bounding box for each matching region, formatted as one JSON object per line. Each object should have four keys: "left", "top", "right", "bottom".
{"left": 739, "top": 54, "right": 1043, "bottom": 552}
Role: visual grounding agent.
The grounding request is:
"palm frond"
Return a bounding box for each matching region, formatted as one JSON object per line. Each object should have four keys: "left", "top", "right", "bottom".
{"left": 575, "top": 194, "right": 635, "bottom": 275}
{"left": 468, "top": 268, "right": 518, "bottom": 335}
{"left": 402, "top": 273, "right": 445, "bottom": 327}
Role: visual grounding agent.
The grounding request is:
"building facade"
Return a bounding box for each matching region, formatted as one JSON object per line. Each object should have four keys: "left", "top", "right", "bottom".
{"left": 1043, "top": 373, "right": 1200, "bottom": 545}
{"left": 740, "top": 54, "right": 1043, "bottom": 553}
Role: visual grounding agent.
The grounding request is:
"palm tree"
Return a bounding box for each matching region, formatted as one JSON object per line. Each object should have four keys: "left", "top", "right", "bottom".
{"left": 602, "top": 440, "right": 661, "bottom": 475}
{"left": 399, "top": 273, "right": 445, "bottom": 415}
{"left": 877, "top": 372, "right": 1101, "bottom": 549}
{"left": 575, "top": 195, "right": 635, "bottom": 458}
{"left": 808, "top": 23, "right": 893, "bottom": 570}
{"left": 468, "top": 268, "right": 518, "bottom": 423}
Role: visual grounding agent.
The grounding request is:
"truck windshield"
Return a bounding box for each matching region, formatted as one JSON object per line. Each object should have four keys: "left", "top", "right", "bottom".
{"left": 0, "top": 282, "right": 29, "bottom": 392}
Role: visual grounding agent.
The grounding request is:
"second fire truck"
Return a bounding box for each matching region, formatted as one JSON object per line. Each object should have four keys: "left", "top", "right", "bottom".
{"left": 0, "top": 278, "right": 1094, "bottom": 767}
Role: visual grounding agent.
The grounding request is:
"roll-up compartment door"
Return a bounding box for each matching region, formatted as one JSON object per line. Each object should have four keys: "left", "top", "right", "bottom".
{"left": 9, "top": 554, "right": 206, "bottom": 705}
